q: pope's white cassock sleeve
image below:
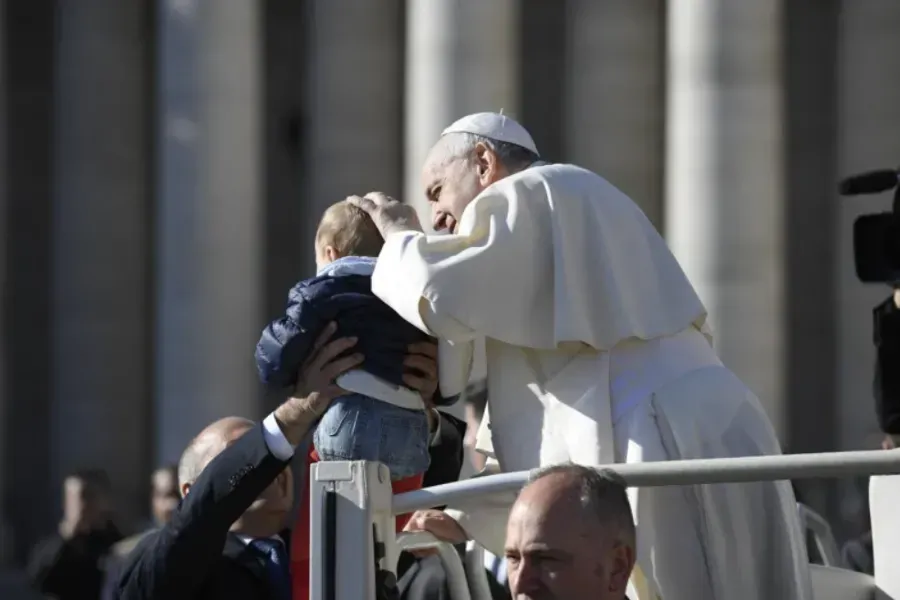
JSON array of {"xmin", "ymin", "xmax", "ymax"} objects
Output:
[{"xmin": 371, "ymin": 164, "xmax": 812, "ymax": 600}]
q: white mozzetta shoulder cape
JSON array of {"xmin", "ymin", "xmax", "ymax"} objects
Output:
[{"xmin": 371, "ymin": 163, "xmax": 708, "ymax": 355}]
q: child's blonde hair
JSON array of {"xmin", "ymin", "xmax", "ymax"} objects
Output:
[{"xmin": 315, "ymin": 199, "xmax": 384, "ymax": 258}]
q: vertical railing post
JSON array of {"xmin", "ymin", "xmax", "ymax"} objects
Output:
[{"xmin": 309, "ymin": 461, "xmax": 396, "ymax": 600}]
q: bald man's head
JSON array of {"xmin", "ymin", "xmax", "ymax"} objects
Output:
[
  {"xmin": 526, "ymin": 465, "xmax": 635, "ymax": 547},
  {"xmin": 505, "ymin": 464, "xmax": 635, "ymax": 600},
  {"xmin": 177, "ymin": 417, "xmax": 254, "ymax": 494},
  {"xmin": 176, "ymin": 416, "xmax": 294, "ymax": 538}
]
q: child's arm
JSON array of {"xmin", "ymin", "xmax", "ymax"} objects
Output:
[{"xmin": 255, "ymin": 285, "xmax": 325, "ymax": 389}]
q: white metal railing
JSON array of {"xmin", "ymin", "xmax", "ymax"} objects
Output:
[
  {"xmin": 397, "ymin": 532, "xmax": 471, "ymax": 600},
  {"xmin": 392, "ymin": 449, "xmax": 900, "ymax": 514},
  {"xmin": 310, "ymin": 450, "xmax": 900, "ymax": 600},
  {"xmin": 798, "ymin": 503, "xmax": 842, "ymax": 568}
]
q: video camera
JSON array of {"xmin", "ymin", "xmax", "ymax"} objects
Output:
[{"xmin": 840, "ymin": 168, "xmax": 900, "ymax": 283}]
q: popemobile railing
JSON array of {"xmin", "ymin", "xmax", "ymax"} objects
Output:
[{"xmin": 309, "ymin": 450, "xmax": 900, "ymax": 600}]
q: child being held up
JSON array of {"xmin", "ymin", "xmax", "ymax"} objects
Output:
[
  {"xmin": 255, "ymin": 199, "xmax": 458, "ymax": 600},
  {"xmin": 256, "ymin": 198, "xmax": 453, "ymax": 480}
]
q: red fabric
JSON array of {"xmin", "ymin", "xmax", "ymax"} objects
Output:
[{"xmin": 291, "ymin": 449, "xmax": 423, "ymax": 600}]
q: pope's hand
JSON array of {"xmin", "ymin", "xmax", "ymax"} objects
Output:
[
  {"xmin": 402, "ymin": 509, "xmax": 469, "ymax": 557},
  {"xmin": 347, "ymin": 192, "xmax": 423, "ymax": 238}
]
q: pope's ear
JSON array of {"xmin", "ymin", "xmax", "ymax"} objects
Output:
[{"xmin": 473, "ymin": 142, "xmax": 500, "ymax": 183}]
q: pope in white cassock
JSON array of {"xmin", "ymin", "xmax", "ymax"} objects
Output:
[{"xmin": 348, "ymin": 113, "xmax": 812, "ymax": 600}]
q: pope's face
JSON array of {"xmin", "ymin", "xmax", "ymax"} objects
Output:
[
  {"xmin": 420, "ymin": 156, "xmax": 483, "ymax": 233},
  {"xmin": 421, "ymin": 141, "xmax": 505, "ymax": 233}
]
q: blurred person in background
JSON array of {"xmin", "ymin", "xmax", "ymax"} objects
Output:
[
  {"xmin": 351, "ymin": 112, "xmax": 812, "ymax": 600},
  {"xmin": 101, "ymin": 466, "xmax": 179, "ymax": 600},
  {"xmin": 112, "ymin": 465, "xmax": 179, "ymax": 558},
  {"xmin": 27, "ymin": 469, "xmax": 122, "ymax": 600},
  {"xmin": 150, "ymin": 466, "xmax": 180, "ymax": 527}
]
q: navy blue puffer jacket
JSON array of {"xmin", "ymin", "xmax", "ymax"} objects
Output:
[{"xmin": 256, "ymin": 257, "xmax": 447, "ymax": 402}]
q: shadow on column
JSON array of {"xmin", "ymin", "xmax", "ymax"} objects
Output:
[
  {"xmin": 2, "ymin": 0, "xmax": 55, "ymax": 564},
  {"xmin": 518, "ymin": 0, "xmax": 565, "ymax": 162},
  {"xmin": 262, "ymin": 0, "xmax": 309, "ymax": 411},
  {"xmin": 781, "ymin": 0, "xmax": 842, "ymax": 540}
]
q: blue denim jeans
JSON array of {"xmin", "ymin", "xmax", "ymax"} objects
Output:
[{"xmin": 313, "ymin": 394, "xmax": 431, "ymax": 480}]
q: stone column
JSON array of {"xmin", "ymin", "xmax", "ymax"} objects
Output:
[
  {"xmin": 404, "ymin": 0, "xmax": 520, "ymax": 224},
  {"xmin": 156, "ymin": 0, "xmax": 263, "ymax": 464},
  {"xmin": 665, "ymin": 0, "xmax": 787, "ymax": 437},
  {"xmin": 404, "ymin": 0, "xmax": 520, "ymax": 424},
  {"xmin": 563, "ymin": 0, "xmax": 665, "ymax": 228},
  {"xmin": 50, "ymin": 0, "xmax": 152, "ymax": 523},
  {"xmin": 301, "ymin": 0, "xmax": 404, "ymax": 273}
]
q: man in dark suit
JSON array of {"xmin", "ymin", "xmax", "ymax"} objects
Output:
[{"xmin": 114, "ymin": 323, "xmax": 366, "ymax": 600}]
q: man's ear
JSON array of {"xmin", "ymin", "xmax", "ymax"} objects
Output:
[
  {"xmin": 180, "ymin": 482, "xmax": 191, "ymax": 498},
  {"xmin": 474, "ymin": 142, "xmax": 500, "ymax": 185},
  {"xmin": 608, "ymin": 542, "xmax": 636, "ymax": 592}
]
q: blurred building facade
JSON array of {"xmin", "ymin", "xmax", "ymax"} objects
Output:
[{"xmin": 0, "ymin": 0, "xmax": 899, "ymax": 565}]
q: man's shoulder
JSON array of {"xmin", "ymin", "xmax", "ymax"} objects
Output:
[
  {"xmin": 518, "ymin": 161, "xmax": 595, "ymax": 180},
  {"xmin": 498, "ymin": 162, "xmax": 609, "ymax": 199}
]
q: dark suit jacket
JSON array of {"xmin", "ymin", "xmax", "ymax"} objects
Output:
[
  {"xmin": 422, "ymin": 411, "xmax": 466, "ymax": 491},
  {"xmin": 114, "ymin": 424, "xmax": 291, "ymax": 600}
]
